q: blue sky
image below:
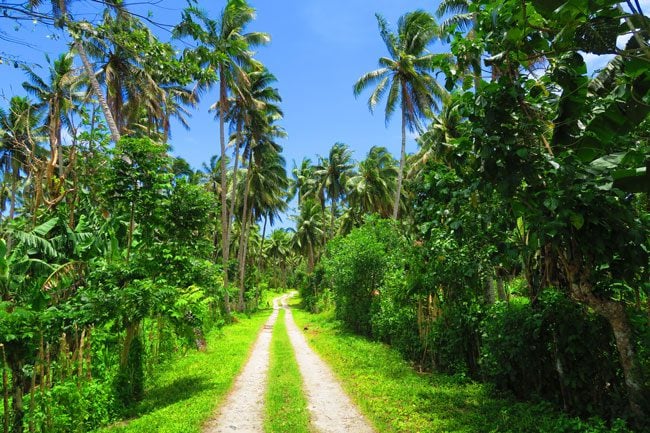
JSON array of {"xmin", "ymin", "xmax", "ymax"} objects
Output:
[
  {"xmin": 0, "ymin": 0, "xmax": 632, "ymax": 227},
  {"xmin": 0, "ymin": 0, "xmax": 436, "ymax": 227},
  {"xmin": 1, "ymin": 0, "xmax": 435, "ymax": 167}
]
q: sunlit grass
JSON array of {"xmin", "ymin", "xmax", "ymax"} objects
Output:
[
  {"xmin": 292, "ymin": 307, "xmax": 630, "ymax": 433},
  {"xmin": 264, "ymin": 308, "xmax": 312, "ymax": 433},
  {"xmin": 95, "ymin": 311, "xmax": 270, "ymax": 433}
]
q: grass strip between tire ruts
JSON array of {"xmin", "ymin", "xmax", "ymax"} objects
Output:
[{"xmin": 264, "ymin": 307, "xmax": 312, "ymax": 433}]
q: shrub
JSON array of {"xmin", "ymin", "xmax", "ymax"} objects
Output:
[{"xmin": 480, "ymin": 290, "xmax": 625, "ymax": 418}]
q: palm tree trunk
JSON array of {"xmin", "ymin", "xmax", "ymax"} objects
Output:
[
  {"xmin": 219, "ymin": 66, "xmax": 231, "ymax": 316},
  {"xmin": 330, "ymin": 200, "xmax": 336, "ymax": 238},
  {"xmin": 72, "ymin": 39, "xmax": 121, "ymax": 144},
  {"xmin": 307, "ymin": 243, "xmax": 315, "ymax": 274},
  {"xmin": 237, "ymin": 153, "xmax": 253, "ymax": 311},
  {"xmin": 228, "ymin": 121, "xmax": 242, "ymax": 259},
  {"xmin": 257, "ymin": 214, "xmax": 268, "ymax": 274},
  {"xmin": 238, "ymin": 206, "xmax": 253, "ymax": 310},
  {"xmin": 393, "ymin": 92, "xmax": 407, "ymax": 219}
]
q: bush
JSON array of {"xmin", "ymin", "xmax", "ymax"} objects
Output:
[
  {"xmin": 480, "ymin": 291, "xmax": 625, "ymax": 418},
  {"xmin": 323, "ymin": 218, "xmax": 405, "ymax": 336}
]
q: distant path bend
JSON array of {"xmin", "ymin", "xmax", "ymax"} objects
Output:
[
  {"xmin": 203, "ymin": 297, "xmax": 284, "ymax": 433},
  {"xmin": 283, "ymin": 298, "xmax": 376, "ymax": 433}
]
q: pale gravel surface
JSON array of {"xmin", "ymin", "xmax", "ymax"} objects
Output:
[
  {"xmin": 283, "ymin": 299, "xmax": 376, "ymax": 433},
  {"xmin": 203, "ymin": 297, "xmax": 283, "ymax": 433}
]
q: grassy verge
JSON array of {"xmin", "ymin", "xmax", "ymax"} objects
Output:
[
  {"xmin": 292, "ymin": 307, "xmax": 630, "ymax": 433},
  {"xmin": 95, "ymin": 310, "xmax": 271, "ymax": 433},
  {"xmin": 264, "ymin": 308, "xmax": 312, "ymax": 433}
]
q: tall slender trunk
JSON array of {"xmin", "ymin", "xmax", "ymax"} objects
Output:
[
  {"xmin": 238, "ymin": 206, "xmax": 253, "ymax": 309},
  {"xmin": 257, "ymin": 215, "xmax": 267, "ymax": 275},
  {"xmin": 484, "ymin": 277, "xmax": 496, "ymax": 305},
  {"xmin": 237, "ymin": 152, "xmax": 253, "ymax": 311},
  {"xmin": 307, "ymin": 243, "xmax": 315, "ymax": 274},
  {"xmin": 393, "ymin": 89, "xmax": 406, "ymax": 219},
  {"xmin": 228, "ymin": 121, "xmax": 242, "ymax": 259},
  {"xmin": 72, "ymin": 39, "xmax": 120, "ymax": 144},
  {"xmin": 496, "ymin": 276, "xmax": 507, "ymax": 301},
  {"xmin": 330, "ymin": 199, "xmax": 336, "ymax": 238},
  {"xmin": 219, "ymin": 66, "xmax": 231, "ymax": 316},
  {"xmin": 126, "ymin": 200, "xmax": 135, "ymax": 263}
]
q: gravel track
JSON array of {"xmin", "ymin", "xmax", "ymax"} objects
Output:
[
  {"xmin": 204, "ymin": 295, "xmax": 374, "ymax": 433},
  {"xmin": 283, "ymin": 300, "xmax": 375, "ymax": 433},
  {"xmin": 203, "ymin": 298, "xmax": 282, "ymax": 433}
]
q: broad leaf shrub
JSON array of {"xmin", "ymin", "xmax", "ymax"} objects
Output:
[
  {"xmin": 480, "ymin": 290, "xmax": 623, "ymax": 418},
  {"xmin": 322, "ymin": 218, "xmax": 422, "ymax": 360}
]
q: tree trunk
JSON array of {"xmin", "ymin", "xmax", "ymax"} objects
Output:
[
  {"xmin": 307, "ymin": 243, "xmax": 315, "ymax": 274},
  {"xmin": 484, "ymin": 277, "xmax": 496, "ymax": 305},
  {"xmin": 228, "ymin": 121, "xmax": 243, "ymax": 259},
  {"xmin": 126, "ymin": 200, "xmax": 135, "ymax": 263},
  {"xmin": 72, "ymin": 39, "xmax": 120, "ymax": 144},
  {"xmin": 219, "ymin": 65, "xmax": 231, "ymax": 316},
  {"xmin": 567, "ymin": 273, "xmax": 646, "ymax": 419},
  {"xmin": 237, "ymin": 153, "xmax": 253, "ymax": 311},
  {"xmin": 393, "ymin": 89, "xmax": 407, "ymax": 219},
  {"xmin": 257, "ymin": 214, "xmax": 268, "ymax": 275},
  {"xmin": 238, "ymin": 207, "xmax": 253, "ymax": 310},
  {"xmin": 496, "ymin": 276, "xmax": 507, "ymax": 301}
]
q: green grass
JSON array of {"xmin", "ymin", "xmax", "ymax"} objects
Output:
[
  {"xmin": 292, "ymin": 307, "xmax": 629, "ymax": 433},
  {"xmin": 95, "ymin": 310, "xmax": 271, "ymax": 433},
  {"xmin": 264, "ymin": 308, "xmax": 312, "ymax": 433}
]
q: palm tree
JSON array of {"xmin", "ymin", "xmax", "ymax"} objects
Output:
[
  {"xmin": 408, "ymin": 96, "xmax": 461, "ymax": 178},
  {"xmin": 265, "ymin": 229, "xmax": 292, "ymax": 287},
  {"xmin": 217, "ymin": 65, "xmax": 282, "ymax": 266},
  {"xmin": 241, "ymin": 148, "xmax": 288, "ymax": 297},
  {"xmin": 27, "ymin": 0, "xmax": 123, "ymax": 143},
  {"xmin": 0, "ymin": 97, "xmax": 44, "ymax": 220},
  {"xmin": 21, "ymin": 52, "xmax": 85, "ymax": 180},
  {"xmin": 235, "ymin": 116, "xmax": 286, "ymax": 310},
  {"xmin": 83, "ymin": 9, "xmax": 168, "ymax": 136},
  {"xmin": 293, "ymin": 199, "xmax": 324, "ymax": 274},
  {"xmin": 436, "ymin": 0, "xmax": 483, "ymax": 87},
  {"xmin": 174, "ymin": 2, "xmax": 269, "ymax": 313},
  {"xmin": 314, "ymin": 142, "xmax": 354, "ymax": 236},
  {"xmin": 353, "ymin": 10, "xmax": 445, "ymax": 219},
  {"xmin": 347, "ymin": 146, "xmax": 397, "ymax": 217},
  {"xmin": 288, "ymin": 157, "xmax": 314, "ymax": 206}
]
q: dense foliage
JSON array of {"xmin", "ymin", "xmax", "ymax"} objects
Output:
[{"xmin": 1, "ymin": 0, "xmax": 648, "ymax": 431}]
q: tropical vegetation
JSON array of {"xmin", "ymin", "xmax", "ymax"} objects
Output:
[{"xmin": 0, "ymin": 0, "xmax": 648, "ymax": 432}]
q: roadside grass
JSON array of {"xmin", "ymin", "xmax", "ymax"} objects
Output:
[
  {"xmin": 292, "ymin": 307, "xmax": 630, "ymax": 433},
  {"xmin": 95, "ymin": 311, "xmax": 270, "ymax": 433},
  {"xmin": 264, "ymin": 308, "xmax": 312, "ymax": 433}
]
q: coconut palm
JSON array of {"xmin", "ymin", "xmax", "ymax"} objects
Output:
[
  {"xmin": 22, "ymin": 52, "xmax": 85, "ymax": 179},
  {"xmin": 216, "ymin": 65, "xmax": 282, "ymax": 266},
  {"xmin": 353, "ymin": 10, "xmax": 445, "ymax": 219},
  {"xmin": 347, "ymin": 146, "xmax": 397, "ymax": 218},
  {"xmin": 235, "ymin": 117, "xmax": 286, "ymax": 309},
  {"xmin": 0, "ymin": 97, "xmax": 44, "ymax": 220},
  {"xmin": 293, "ymin": 199, "xmax": 324, "ymax": 274},
  {"xmin": 83, "ymin": 9, "xmax": 168, "ymax": 136},
  {"xmin": 408, "ymin": 96, "xmax": 462, "ymax": 178},
  {"xmin": 313, "ymin": 142, "xmax": 354, "ymax": 236},
  {"xmin": 265, "ymin": 229, "xmax": 292, "ymax": 287},
  {"xmin": 288, "ymin": 157, "xmax": 314, "ymax": 206},
  {"xmin": 174, "ymin": 2, "xmax": 269, "ymax": 313},
  {"xmin": 27, "ymin": 0, "xmax": 124, "ymax": 142}
]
